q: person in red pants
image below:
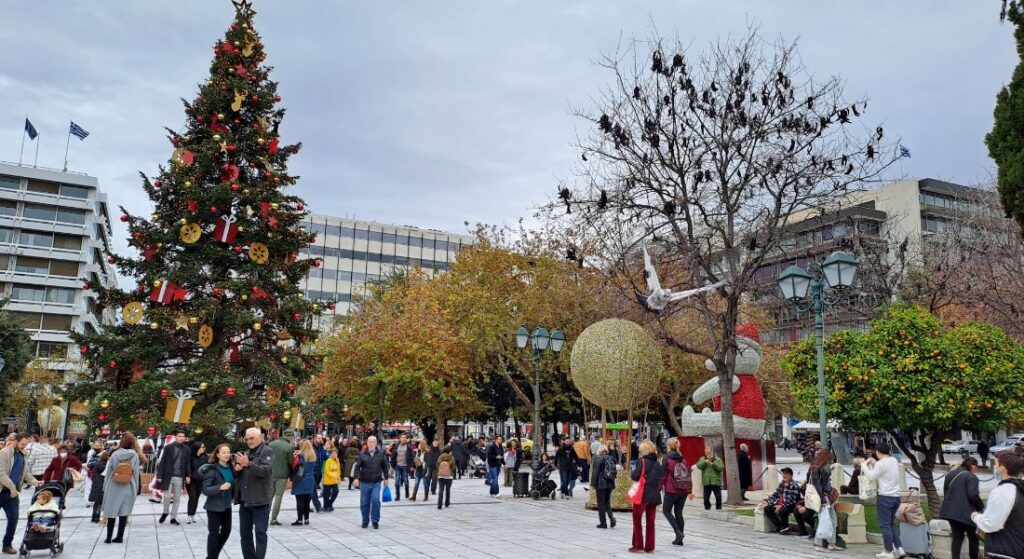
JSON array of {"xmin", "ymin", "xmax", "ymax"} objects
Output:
[{"xmin": 629, "ymin": 441, "xmax": 666, "ymax": 553}]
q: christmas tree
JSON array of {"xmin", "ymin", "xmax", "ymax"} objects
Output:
[{"xmin": 71, "ymin": 0, "xmax": 332, "ymax": 438}]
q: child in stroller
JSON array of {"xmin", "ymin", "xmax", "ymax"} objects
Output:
[
  {"xmin": 530, "ymin": 458, "xmax": 557, "ymax": 500},
  {"xmin": 19, "ymin": 488, "xmax": 64, "ymax": 557},
  {"xmin": 469, "ymin": 454, "xmax": 487, "ymax": 478}
]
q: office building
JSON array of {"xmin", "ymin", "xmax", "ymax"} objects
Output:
[
  {"xmin": 0, "ymin": 162, "xmax": 117, "ymax": 437},
  {"xmin": 299, "ymin": 214, "xmax": 474, "ymax": 325}
]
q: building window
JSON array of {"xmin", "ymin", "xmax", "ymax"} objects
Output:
[
  {"xmin": 59, "ymin": 185, "xmax": 89, "ymax": 199},
  {"xmin": 14, "ymin": 256, "xmax": 49, "ymax": 274},
  {"xmin": 52, "ymin": 234, "xmax": 82, "ymax": 251},
  {"xmin": 0, "ymin": 200, "xmax": 16, "ymax": 216},
  {"xmin": 40, "ymin": 314, "xmax": 72, "ymax": 331},
  {"xmin": 0, "ymin": 176, "xmax": 20, "ymax": 191},
  {"xmin": 56, "ymin": 208, "xmax": 86, "ymax": 225},
  {"xmin": 0, "ymin": 255, "xmax": 8, "ymax": 270},
  {"xmin": 46, "ymin": 287, "xmax": 76, "ymax": 304},
  {"xmin": 18, "ymin": 231, "xmax": 52, "ymax": 248},
  {"xmin": 10, "ymin": 284, "xmax": 46, "ymax": 302},
  {"xmin": 12, "ymin": 312, "xmax": 41, "ymax": 329},
  {"xmin": 49, "ymin": 260, "xmax": 79, "ymax": 277},
  {"xmin": 0, "ymin": 228, "xmax": 12, "ymax": 244},
  {"xmin": 26, "ymin": 180, "xmax": 59, "ymax": 195},
  {"xmin": 22, "ymin": 204, "xmax": 57, "ymax": 221},
  {"xmin": 36, "ymin": 342, "xmax": 69, "ymax": 359}
]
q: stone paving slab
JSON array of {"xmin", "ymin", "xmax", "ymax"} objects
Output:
[{"xmin": 1, "ymin": 476, "xmax": 885, "ymax": 558}]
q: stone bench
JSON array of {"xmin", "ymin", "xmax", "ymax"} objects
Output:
[{"xmin": 754, "ymin": 502, "xmax": 866, "ymax": 544}]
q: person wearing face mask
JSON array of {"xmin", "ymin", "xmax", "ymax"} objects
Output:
[
  {"xmin": 970, "ymin": 451, "xmax": 1024, "ymax": 559},
  {"xmin": 41, "ymin": 442, "xmax": 83, "ymax": 508}
]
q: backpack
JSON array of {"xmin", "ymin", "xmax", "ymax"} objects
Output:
[
  {"xmin": 112, "ymin": 458, "xmax": 134, "ymax": 484},
  {"xmin": 437, "ymin": 459, "xmax": 452, "ymax": 478},
  {"xmin": 670, "ymin": 457, "xmax": 692, "ymax": 493},
  {"xmin": 602, "ymin": 456, "xmax": 618, "ymax": 481}
]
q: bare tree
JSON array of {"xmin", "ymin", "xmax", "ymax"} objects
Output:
[{"xmin": 550, "ymin": 28, "xmax": 900, "ymax": 504}]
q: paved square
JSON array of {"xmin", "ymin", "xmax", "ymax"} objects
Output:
[{"xmin": 1, "ymin": 475, "xmax": 885, "ymax": 558}]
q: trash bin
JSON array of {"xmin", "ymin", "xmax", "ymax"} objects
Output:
[{"xmin": 513, "ymin": 472, "xmax": 530, "ymax": 497}]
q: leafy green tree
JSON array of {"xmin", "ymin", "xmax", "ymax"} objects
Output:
[
  {"xmin": 988, "ymin": 1, "xmax": 1024, "ymax": 232},
  {"xmin": 69, "ymin": 3, "xmax": 326, "ymax": 438},
  {"xmin": 782, "ymin": 304, "xmax": 1024, "ymax": 511},
  {"xmin": 0, "ymin": 299, "xmax": 33, "ymax": 419}
]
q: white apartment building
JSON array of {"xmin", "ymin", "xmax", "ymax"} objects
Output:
[
  {"xmin": 299, "ymin": 214, "xmax": 474, "ymax": 322},
  {"xmin": 0, "ymin": 162, "xmax": 117, "ymax": 375}
]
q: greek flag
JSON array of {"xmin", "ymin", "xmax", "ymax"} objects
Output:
[
  {"xmin": 69, "ymin": 121, "xmax": 89, "ymax": 140},
  {"xmin": 899, "ymin": 145, "xmax": 911, "ymax": 159},
  {"xmin": 24, "ymin": 119, "xmax": 38, "ymax": 140}
]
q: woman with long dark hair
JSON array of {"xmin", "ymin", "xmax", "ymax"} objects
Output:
[
  {"xmin": 186, "ymin": 441, "xmax": 207, "ymax": 524},
  {"xmin": 200, "ymin": 444, "xmax": 235, "ymax": 559},
  {"xmin": 808, "ymin": 450, "xmax": 839, "ymax": 552}
]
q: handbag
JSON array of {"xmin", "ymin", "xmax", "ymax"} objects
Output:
[
  {"xmin": 805, "ymin": 482, "xmax": 822, "ymax": 512},
  {"xmin": 626, "ymin": 460, "xmax": 646, "ymax": 505},
  {"xmin": 381, "ymin": 484, "xmax": 393, "ymax": 503},
  {"xmin": 858, "ymin": 474, "xmax": 877, "ymax": 500},
  {"xmin": 897, "ymin": 488, "xmax": 926, "ymax": 526}
]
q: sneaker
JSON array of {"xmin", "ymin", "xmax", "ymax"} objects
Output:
[
  {"xmin": 270, "ymin": 520, "xmax": 281, "ymax": 526},
  {"xmin": 814, "ymin": 546, "xmax": 831, "ymax": 552},
  {"xmin": 186, "ymin": 516, "xmax": 194, "ymax": 525},
  {"xmin": 875, "ymin": 553, "xmax": 895, "ymax": 559},
  {"xmin": 779, "ymin": 528, "xmax": 792, "ymax": 535},
  {"xmin": 895, "ymin": 549, "xmax": 906, "ymax": 558},
  {"xmin": 170, "ymin": 518, "xmax": 179, "ymax": 525},
  {"xmin": 159, "ymin": 514, "xmax": 168, "ymax": 524}
]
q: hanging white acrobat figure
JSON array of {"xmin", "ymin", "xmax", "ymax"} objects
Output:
[
  {"xmin": 641, "ymin": 246, "xmax": 726, "ymax": 311},
  {"xmin": 641, "ymin": 246, "xmax": 765, "ymax": 439}
]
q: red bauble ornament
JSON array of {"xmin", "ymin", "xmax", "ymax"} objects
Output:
[
  {"xmin": 97, "ymin": 412, "xmax": 108, "ymax": 422},
  {"xmin": 309, "ymin": 235, "xmax": 317, "ymax": 243},
  {"xmin": 153, "ymin": 180, "xmax": 162, "ymax": 189},
  {"xmin": 210, "ymin": 206, "xmax": 218, "ymax": 214},
  {"xmin": 231, "ymin": 23, "xmax": 238, "ymax": 30},
  {"xmin": 231, "ymin": 183, "xmax": 240, "ymax": 192},
  {"xmin": 160, "ymin": 388, "xmax": 170, "ymax": 398},
  {"xmin": 286, "ymin": 383, "xmax": 296, "ymax": 393},
  {"xmin": 220, "ymin": 85, "xmax": 228, "ymax": 92},
  {"xmin": 187, "ymin": 199, "xmax": 198, "ymax": 212},
  {"xmin": 323, "ymin": 408, "xmax": 330, "ymax": 415},
  {"xmin": 227, "ymin": 144, "xmax": 237, "ymax": 152},
  {"xmin": 233, "ymin": 119, "xmax": 241, "ymax": 125},
  {"xmin": 120, "ymin": 214, "xmax": 128, "ymax": 222},
  {"xmin": 109, "ymin": 360, "xmax": 117, "ymax": 368},
  {"xmin": 79, "ymin": 345, "xmax": 89, "ymax": 355},
  {"xmin": 212, "ymin": 288, "xmax": 224, "ymax": 297},
  {"xmin": 133, "ymin": 232, "xmax": 143, "ymax": 240},
  {"xmin": 83, "ymin": 283, "xmax": 90, "ymax": 290},
  {"xmin": 137, "ymin": 284, "xmax": 146, "ymax": 292},
  {"xmin": 328, "ymin": 303, "xmax": 336, "ymax": 310},
  {"xmin": 269, "ymin": 412, "xmax": 277, "ymax": 421},
  {"xmin": 313, "ymin": 259, "xmax": 321, "ymax": 268},
  {"xmin": 233, "ymin": 246, "xmax": 243, "ymax": 253},
  {"xmin": 107, "ymin": 257, "xmax": 116, "ymax": 264},
  {"xmin": 226, "ymin": 387, "xmax": 236, "ymax": 396},
  {"xmin": 273, "ymin": 177, "xmax": 280, "ymax": 184},
  {"xmin": 275, "ymin": 95, "xmax": 282, "ymax": 102},
  {"xmin": 293, "ymin": 313, "xmax": 302, "ymax": 321},
  {"xmin": 297, "ymin": 203, "xmax": 305, "ymax": 211},
  {"xmin": 251, "ymin": 94, "xmax": 259, "ymax": 101},
  {"xmin": 147, "ymin": 426, "xmax": 157, "ymax": 436}
]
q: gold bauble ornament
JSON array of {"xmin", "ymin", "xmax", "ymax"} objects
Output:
[
  {"xmin": 242, "ymin": 188, "xmax": 251, "ymax": 195},
  {"xmin": 253, "ymin": 322, "xmax": 262, "ymax": 331},
  {"xmin": 179, "ymin": 222, "xmax": 202, "ymax": 244},
  {"xmin": 257, "ymin": 138, "xmax": 265, "ymax": 145},
  {"xmin": 150, "ymin": 322, "xmax": 159, "ymax": 330},
  {"xmin": 151, "ymin": 214, "xmax": 160, "ymax": 221},
  {"xmin": 270, "ymin": 202, "xmax": 279, "ymax": 210},
  {"xmin": 157, "ymin": 243, "xmax": 164, "ymax": 248},
  {"xmin": 194, "ymin": 427, "xmax": 204, "ymax": 435},
  {"xmin": 217, "ymin": 113, "xmax": 225, "ymax": 120},
  {"xmin": 241, "ymin": 294, "xmax": 249, "ymax": 301},
  {"xmin": 183, "ymin": 135, "xmax": 191, "ymax": 142},
  {"xmin": 312, "ymin": 303, "xmax": 319, "ymax": 311},
  {"xmin": 281, "ymin": 356, "xmax": 288, "ymax": 364},
  {"xmin": 233, "ymin": 40, "xmax": 241, "ymax": 46},
  {"xmin": 283, "ymin": 410, "xmax": 292, "ymax": 420},
  {"xmin": 153, "ymin": 280, "xmax": 163, "ymax": 287},
  {"xmin": 199, "ymin": 382, "xmax": 209, "ymax": 392},
  {"xmin": 180, "ymin": 218, "xmax": 188, "ymax": 225},
  {"xmin": 184, "ymin": 181, "xmax": 192, "ymax": 188},
  {"xmin": 248, "ymin": 242, "xmax": 270, "ymax": 264},
  {"xmin": 212, "ymin": 134, "xmax": 222, "ymax": 142},
  {"xmin": 188, "ymin": 316, "xmax": 199, "ymax": 324},
  {"xmin": 100, "ymin": 399, "xmax": 109, "ymax": 408}
]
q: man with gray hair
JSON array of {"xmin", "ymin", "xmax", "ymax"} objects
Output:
[
  {"xmin": 234, "ymin": 428, "xmax": 274, "ymax": 559},
  {"xmin": 354, "ymin": 435, "xmax": 390, "ymax": 529}
]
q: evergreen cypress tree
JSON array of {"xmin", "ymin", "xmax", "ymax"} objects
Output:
[
  {"xmin": 72, "ymin": 1, "xmax": 332, "ymax": 437},
  {"xmin": 988, "ymin": 1, "xmax": 1024, "ymax": 232}
]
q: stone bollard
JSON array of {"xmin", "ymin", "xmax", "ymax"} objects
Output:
[
  {"xmin": 834, "ymin": 502, "xmax": 867, "ymax": 544},
  {"xmin": 691, "ymin": 464, "xmax": 703, "ymax": 499},
  {"xmin": 753, "ymin": 507, "xmax": 775, "ymax": 533},
  {"xmin": 763, "ymin": 466, "xmax": 779, "ymax": 495},
  {"xmin": 929, "ymin": 519, "xmax": 953, "ymax": 559}
]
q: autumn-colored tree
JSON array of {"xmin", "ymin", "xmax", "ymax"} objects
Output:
[
  {"xmin": 320, "ymin": 269, "xmax": 479, "ymax": 441},
  {"xmin": 782, "ymin": 304, "xmax": 1024, "ymax": 511}
]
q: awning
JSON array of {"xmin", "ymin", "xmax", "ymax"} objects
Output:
[{"xmin": 791, "ymin": 420, "xmax": 840, "ymax": 431}]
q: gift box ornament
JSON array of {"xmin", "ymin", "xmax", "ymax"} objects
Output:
[{"xmin": 214, "ymin": 214, "xmax": 239, "ymax": 244}]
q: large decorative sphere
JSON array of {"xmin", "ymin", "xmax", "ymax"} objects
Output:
[{"xmin": 570, "ymin": 319, "xmax": 662, "ymax": 410}]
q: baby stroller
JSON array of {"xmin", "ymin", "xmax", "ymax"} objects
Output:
[
  {"xmin": 469, "ymin": 455, "xmax": 487, "ymax": 478},
  {"xmin": 19, "ymin": 489, "xmax": 64, "ymax": 557},
  {"xmin": 530, "ymin": 461, "xmax": 557, "ymax": 500}
]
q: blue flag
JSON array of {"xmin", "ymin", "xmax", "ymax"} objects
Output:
[
  {"xmin": 24, "ymin": 118, "xmax": 37, "ymax": 140},
  {"xmin": 899, "ymin": 145, "xmax": 911, "ymax": 159},
  {"xmin": 69, "ymin": 121, "xmax": 89, "ymax": 140}
]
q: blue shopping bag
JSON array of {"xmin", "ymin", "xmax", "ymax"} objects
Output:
[{"xmin": 382, "ymin": 484, "xmax": 393, "ymax": 503}]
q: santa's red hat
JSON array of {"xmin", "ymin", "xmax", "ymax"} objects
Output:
[{"xmin": 736, "ymin": 322, "xmax": 761, "ymax": 344}]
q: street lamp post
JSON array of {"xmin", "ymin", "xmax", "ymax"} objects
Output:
[
  {"xmin": 777, "ymin": 251, "xmax": 859, "ymax": 449},
  {"xmin": 516, "ymin": 326, "xmax": 565, "ymax": 458}
]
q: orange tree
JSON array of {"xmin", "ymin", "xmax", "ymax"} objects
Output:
[
  {"xmin": 782, "ymin": 304, "xmax": 1024, "ymax": 511},
  {"xmin": 319, "ymin": 270, "xmax": 479, "ymax": 442}
]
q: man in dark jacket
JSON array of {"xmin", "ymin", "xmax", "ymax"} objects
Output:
[
  {"xmin": 555, "ymin": 439, "xmax": 578, "ymax": 498},
  {"xmin": 591, "ymin": 444, "xmax": 616, "ymax": 529},
  {"xmin": 312, "ymin": 434, "xmax": 329, "ymax": 512},
  {"xmin": 485, "ymin": 436, "xmax": 503, "ymax": 496},
  {"xmin": 737, "ymin": 443, "xmax": 753, "ymax": 501},
  {"xmin": 234, "ymin": 427, "xmax": 274, "ymax": 559},
  {"xmin": 978, "ymin": 440, "xmax": 991, "ymax": 468},
  {"xmin": 451, "ymin": 436, "xmax": 467, "ymax": 479},
  {"xmin": 354, "ymin": 435, "xmax": 390, "ymax": 529},
  {"xmin": 156, "ymin": 431, "xmax": 192, "ymax": 525}
]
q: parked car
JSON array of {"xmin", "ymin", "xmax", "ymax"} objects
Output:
[
  {"xmin": 991, "ymin": 436, "xmax": 1023, "ymax": 453},
  {"xmin": 942, "ymin": 440, "xmax": 980, "ymax": 455}
]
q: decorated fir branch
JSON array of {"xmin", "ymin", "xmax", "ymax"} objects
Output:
[{"xmin": 70, "ymin": 1, "xmax": 335, "ymax": 437}]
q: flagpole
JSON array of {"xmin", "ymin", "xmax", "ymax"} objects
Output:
[
  {"xmin": 18, "ymin": 115, "xmax": 27, "ymax": 166},
  {"xmin": 34, "ymin": 134, "xmax": 40, "ymax": 167},
  {"xmin": 62, "ymin": 127, "xmax": 71, "ymax": 172}
]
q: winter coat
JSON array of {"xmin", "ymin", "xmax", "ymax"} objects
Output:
[
  {"xmin": 590, "ymin": 454, "xmax": 616, "ymax": 490},
  {"xmin": 189, "ymin": 448, "xmax": 208, "ymax": 483},
  {"xmin": 234, "ymin": 443, "xmax": 274, "ymax": 507},
  {"xmin": 323, "ymin": 457, "xmax": 341, "ymax": 486},
  {"xmin": 102, "ymin": 448, "xmax": 140, "ymax": 518},
  {"xmin": 87, "ymin": 456, "xmax": 107, "ymax": 502},
  {"xmin": 353, "ymin": 448, "xmax": 390, "ymax": 483},
  {"xmin": 426, "ymin": 447, "xmax": 441, "ymax": 475},
  {"xmin": 41, "ymin": 453, "xmax": 83, "ymax": 488},
  {"xmin": 155, "ymin": 442, "xmax": 192, "ymax": 490},
  {"xmin": 452, "ymin": 440, "xmax": 467, "ymax": 461},
  {"xmin": 661, "ymin": 451, "xmax": 688, "ymax": 495},
  {"xmin": 199, "ymin": 463, "xmax": 235, "ymax": 513},
  {"xmin": 343, "ymin": 446, "xmax": 360, "ymax": 479},
  {"xmin": 630, "ymin": 453, "xmax": 665, "ymax": 505},
  {"xmin": 737, "ymin": 450, "xmax": 753, "ymax": 490},
  {"xmin": 939, "ymin": 466, "xmax": 984, "ymax": 526},
  {"xmin": 290, "ymin": 454, "xmax": 316, "ymax": 496},
  {"xmin": 554, "ymin": 445, "xmax": 578, "ymax": 473},
  {"xmin": 436, "ymin": 452, "xmax": 457, "ymax": 479},
  {"xmin": 696, "ymin": 456, "xmax": 723, "ymax": 486}
]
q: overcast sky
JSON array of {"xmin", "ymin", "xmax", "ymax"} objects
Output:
[{"xmin": 0, "ymin": 1, "xmax": 1015, "ymax": 258}]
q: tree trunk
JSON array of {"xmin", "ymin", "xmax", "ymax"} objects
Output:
[
  {"xmin": 435, "ymin": 410, "xmax": 447, "ymax": 445},
  {"xmin": 888, "ymin": 429, "xmax": 944, "ymax": 513},
  {"xmin": 659, "ymin": 394, "xmax": 684, "ymax": 436},
  {"xmin": 719, "ymin": 301, "xmax": 743, "ymax": 505}
]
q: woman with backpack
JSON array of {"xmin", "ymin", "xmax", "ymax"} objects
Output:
[
  {"xmin": 436, "ymin": 445, "xmax": 457, "ymax": 509},
  {"xmin": 102, "ymin": 432, "xmax": 142, "ymax": 544},
  {"xmin": 291, "ymin": 439, "xmax": 317, "ymax": 525},
  {"xmin": 661, "ymin": 438, "xmax": 691, "ymax": 546},
  {"xmin": 629, "ymin": 440, "xmax": 665, "ymax": 553},
  {"xmin": 591, "ymin": 444, "xmax": 616, "ymax": 529}
]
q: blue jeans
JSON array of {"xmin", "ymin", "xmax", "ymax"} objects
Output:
[
  {"xmin": 359, "ymin": 482, "xmax": 381, "ymax": 525},
  {"xmin": 876, "ymin": 495, "xmax": 903, "ymax": 552},
  {"xmin": 559, "ymin": 469, "xmax": 573, "ymax": 495},
  {"xmin": 0, "ymin": 492, "xmax": 18, "ymax": 547},
  {"xmin": 393, "ymin": 467, "xmax": 409, "ymax": 499},
  {"xmin": 487, "ymin": 465, "xmax": 501, "ymax": 495},
  {"xmin": 413, "ymin": 472, "xmax": 428, "ymax": 496}
]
